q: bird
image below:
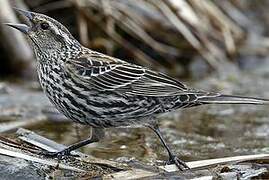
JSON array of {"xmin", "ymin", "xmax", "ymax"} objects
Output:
[{"xmin": 5, "ymin": 8, "xmax": 269, "ymax": 170}]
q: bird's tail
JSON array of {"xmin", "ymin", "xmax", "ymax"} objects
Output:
[{"xmin": 198, "ymin": 94, "xmax": 269, "ymax": 105}]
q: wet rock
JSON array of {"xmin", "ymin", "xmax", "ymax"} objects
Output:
[
  {"xmin": 0, "ymin": 155, "xmax": 46, "ymax": 180},
  {"xmin": 218, "ymin": 163, "xmax": 268, "ymax": 179}
]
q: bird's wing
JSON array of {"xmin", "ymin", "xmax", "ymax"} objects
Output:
[{"xmin": 65, "ymin": 52, "xmax": 191, "ymax": 96}]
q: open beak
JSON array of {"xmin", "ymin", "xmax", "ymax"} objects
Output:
[{"xmin": 4, "ymin": 8, "xmax": 35, "ymax": 34}]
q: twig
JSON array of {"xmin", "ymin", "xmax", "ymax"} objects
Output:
[{"xmin": 159, "ymin": 154, "xmax": 269, "ymax": 172}]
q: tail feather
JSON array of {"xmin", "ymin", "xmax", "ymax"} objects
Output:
[{"xmin": 198, "ymin": 94, "xmax": 269, "ymax": 105}]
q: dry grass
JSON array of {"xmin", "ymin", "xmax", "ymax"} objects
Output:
[{"xmin": 2, "ymin": 0, "xmax": 268, "ymax": 77}]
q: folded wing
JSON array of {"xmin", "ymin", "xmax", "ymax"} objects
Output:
[{"xmin": 65, "ymin": 53, "xmax": 190, "ymax": 97}]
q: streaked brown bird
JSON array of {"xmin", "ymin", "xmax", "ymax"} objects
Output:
[{"xmin": 5, "ymin": 8, "xmax": 269, "ymax": 170}]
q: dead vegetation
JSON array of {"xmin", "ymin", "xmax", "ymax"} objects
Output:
[{"xmin": 1, "ymin": 0, "xmax": 269, "ymax": 77}]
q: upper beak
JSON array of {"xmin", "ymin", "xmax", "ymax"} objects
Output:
[{"xmin": 4, "ymin": 8, "xmax": 35, "ymax": 34}]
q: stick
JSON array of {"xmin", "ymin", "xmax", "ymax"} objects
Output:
[{"xmin": 159, "ymin": 154, "xmax": 269, "ymax": 172}]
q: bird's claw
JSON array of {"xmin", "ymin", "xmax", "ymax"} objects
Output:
[{"xmin": 166, "ymin": 155, "xmax": 190, "ymax": 171}]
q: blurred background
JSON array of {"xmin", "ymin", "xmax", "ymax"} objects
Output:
[
  {"xmin": 2, "ymin": 0, "xmax": 269, "ymax": 79},
  {"xmin": 0, "ymin": 0, "xmax": 268, "ymax": 168}
]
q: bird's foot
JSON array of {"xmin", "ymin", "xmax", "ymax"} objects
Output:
[
  {"xmin": 39, "ymin": 149, "xmax": 78, "ymax": 159},
  {"xmin": 166, "ymin": 155, "xmax": 190, "ymax": 171}
]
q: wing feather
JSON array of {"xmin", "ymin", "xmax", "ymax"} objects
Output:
[{"xmin": 65, "ymin": 53, "xmax": 189, "ymax": 96}]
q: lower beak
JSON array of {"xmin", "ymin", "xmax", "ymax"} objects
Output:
[{"xmin": 4, "ymin": 23, "xmax": 30, "ymax": 34}]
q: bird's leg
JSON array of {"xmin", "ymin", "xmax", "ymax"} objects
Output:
[
  {"xmin": 147, "ymin": 123, "xmax": 190, "ymax": 171},
  {"xmin": 40, "ymin": 128, "xmax": 104, "ymax": 158}
]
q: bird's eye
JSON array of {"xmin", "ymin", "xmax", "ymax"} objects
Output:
[{"xmin": 40, "ymin": 22, "xmax": 50, "ymax": 30}]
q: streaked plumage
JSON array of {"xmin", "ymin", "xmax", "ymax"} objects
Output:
[{"xmin": 6, "ymin": 9, "xmax": 269, "ymax": 170}]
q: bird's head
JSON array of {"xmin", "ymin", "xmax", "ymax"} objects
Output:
[{"xmin": 5, "ymin": 8, "xmax": 81, "ymax": 60}]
